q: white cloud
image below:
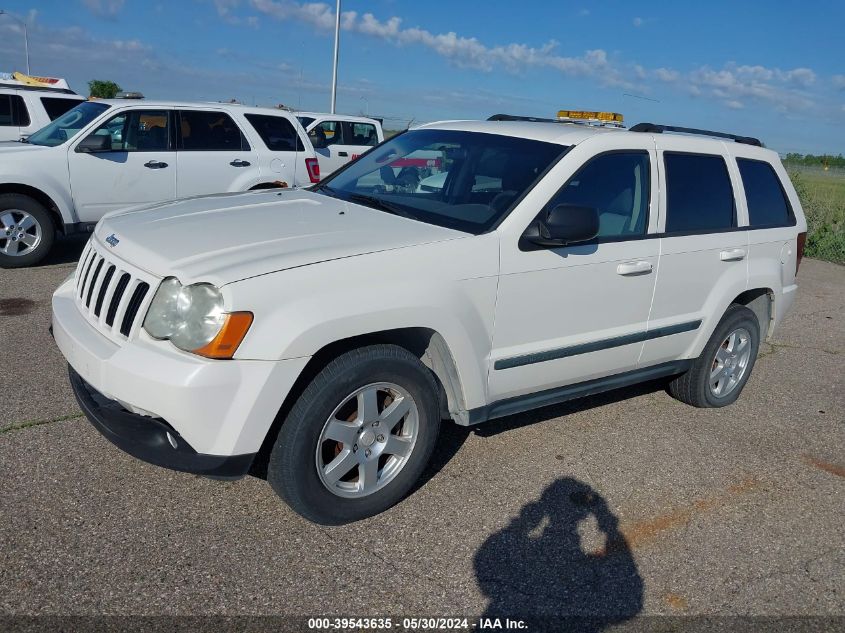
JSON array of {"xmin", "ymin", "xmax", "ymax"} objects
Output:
[
  {"xmin": 81, "ymin": 0, "xmax": 125, "ymax": 18},
  {"xmin": 632, "ymin": 17, "xmax": 644, "ymax": 27},
  {"xmin": 654, "ymin": 67, "xmax": 679, "ymax": 82},
  {"xmin": 725, "ymin": 100, "xmax": 744, "ymax": 110},
  {"xmin": 831, "ymin": 74, "xmax": 845, "ymax": 90}
]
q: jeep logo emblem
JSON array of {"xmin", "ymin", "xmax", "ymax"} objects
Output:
[{"xmin": 105, "ymin": 234, "xmax": 120, "ymax": 248}]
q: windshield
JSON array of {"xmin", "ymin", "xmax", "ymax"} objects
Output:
[
  {"xmin": 316, "ymin": 129, "xmax": 566, "ymax": 234},
  {"xmin": 27, "ymin": 101, "xmax": 111, "ymax": 147}
]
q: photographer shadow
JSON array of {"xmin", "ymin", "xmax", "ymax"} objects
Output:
[{"xmin": 474, "ymin": 477, "xmax": 643, "ymax": 632}]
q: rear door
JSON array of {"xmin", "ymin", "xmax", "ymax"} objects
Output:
[
  {"xmin": 68, "ymin": 108, "xmax": 177, "ymax": 221},
  {"xmin": 175, "ymin": 109, "xmax": 259, "ymax": 197},
  {"xmin": 639, "ymin": 138, "xmax": 748, "ymax": 367}
]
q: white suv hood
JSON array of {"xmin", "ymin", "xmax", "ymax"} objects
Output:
[{"xmin": 94, "ymin": 189, "xmax": 465, "ymax": 285}]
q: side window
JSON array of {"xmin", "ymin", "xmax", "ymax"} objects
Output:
[
  {"xmin": 664, "ymin": 153, "xmax": 735, "ymax": 233},
  {"xmin": 737, "ymin": 158, "xmax": 794, "ymax": 228},
  {"xmin": 0, "ymin": 95, "xmax": 29, "ymax": 126},
  {"xmin": 310, "ymin": 120, "xmax": 342, "ymax": 147},
  {"xmin": 87, "ymin": 110, "xmax": 170, "ymax": 151},
  {"xmin": 0, "ymin": 95, "xmax": 12, "ymax": 126},
  {"xmin": 544, "ymin": 152, "xmax": 651, "ymax": 239},
  {"xmin": 41, "ymin": 97, "xmax": 83, "ymax": 120},
  {"xmin": 179, "ymin": 110, "xmax": 250, "ymax": 151},
  {"xmin": 342, "ymin": 121, "xmax": 378, "ymax": 146},
  {"xmin": 243, "ymin": 114, "xmax": 303, "ymax": 151}
]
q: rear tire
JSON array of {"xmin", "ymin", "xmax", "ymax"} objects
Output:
[
  {"xmin": 0, "ymin": 194, "xmax": 55, "ymax": 268},
  {"xmin": 267, "ymin": 344, "xmax": 441, "ymax": 524},
  {"xmin": 668, "ymin": 304, "xmax": 760, "ymax": 408}
]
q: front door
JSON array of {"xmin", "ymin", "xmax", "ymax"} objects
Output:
[
  {"xmin": 489, "ymin": 137, "xmax": 660, "ymax": 402},
  {"xmin": 308, "ymin": 119, "xmax": 349, "ymax": 176},
  {"xmin": 68, "ymin": 108, "xmax": 176, "ymax": 222}
]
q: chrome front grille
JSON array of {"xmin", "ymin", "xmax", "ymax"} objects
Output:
[{"xmin": 74, "ymin": 240, "xmax": 158, "ymax": 344}]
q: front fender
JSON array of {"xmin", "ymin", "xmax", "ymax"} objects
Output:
[{"xmin": 229, "ymin": 235, "xmax": 500, "ymax": 410}]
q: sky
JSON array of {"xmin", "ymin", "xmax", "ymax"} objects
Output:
[{"xmin": 0, "ymin": 0, "xmax": 843, "ymax": 154}]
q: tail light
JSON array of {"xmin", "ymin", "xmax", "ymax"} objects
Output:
[
  {"xmin": 305, "ymin": 158, "xmax": 320, "ymax": 183},
  {"xmin": 796, "ymin": 232, "xmax": 806, "ymax": 275}
]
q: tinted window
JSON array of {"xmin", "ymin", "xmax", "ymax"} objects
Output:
[
  {"xmin": 342, "ymin": 121, "xmax": 379, "ymax": 146},
  {"xmin": 0, "ymin": 95, "xmax": 29, "ymax": 126},
  {"xmin": 179, "ymin": 110, "xmax": 249, "ymax": 151},
  {"xmin": 545, "ymin": 152, "xmax": 650, "ymax": 239},
  {"xmin": 665, "ymin": 153, "xmax": 735, "ymax": 233},
  {"xmin": 244, "ymin": 113, "xmax": 303, "ymax": 151},
  {"xmin": 737, "ymin": 159, "xmax": 793, "ymax": 227},
  {"xmin": 41, "ymin": 97, "xmax": 83, "ymax": 120},
  {"xmin": 319, "ymin": 129, "xmax": 565, "ymax": 234},
  {"xmin": 88, "ymin": 110, "xmax": 170, "ymax": 152},
  {"xmin": 297, "ymin": 116, "xmax": 315, "ymax": 128},
  {"xmin": 0, "ymin": 95, "xmax": 12, "ymax": 126}
]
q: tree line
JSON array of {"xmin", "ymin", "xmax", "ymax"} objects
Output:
[{"xmin": 783, "ymin": 153, "xmax": 845, "ymax": 168}]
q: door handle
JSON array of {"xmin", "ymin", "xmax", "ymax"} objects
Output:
[
  {"xmin": 230, "ymin": 159, "xmax": 251, "ymax": 167},
  {"xmin": 338, "ymin": 151, "xmax": 348, "ymax": 157},
  {"xmin": 719, "ymin": 248, "xmax": 747, "ymax": 262},
  {"xmin": 144, "ymin": 160, "xmax": 168, "ymax": 169},
  {"xmin": 616, "ymin": 261, "xmax": 653, "ymax": 276}
]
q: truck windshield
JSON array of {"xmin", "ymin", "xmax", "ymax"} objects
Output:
[
  {"xmin": 315, "ymin": 129, "xmax": 566, "ymax": 234},
  {"xmin": 27, "ymin": 101, "xmax": 111, "ymax": 147}
]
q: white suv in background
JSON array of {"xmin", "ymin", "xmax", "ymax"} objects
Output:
[
  {"xmin": 0, "ymin": 72, "xmax": 85, "ymax": 142},
  {"xmin": 0, "ymin": 100, "xmax": 319, "ymax": 267},
  {"xmin": 296, "ymin": 112, "xmax": 384, "ymax": 175},
  {"xmin": 51, "ymin": 115, "xmax": 806, "ymax": 524}
]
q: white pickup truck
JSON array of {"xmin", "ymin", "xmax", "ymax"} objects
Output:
[
  {"xmin": 1, "ymin": 100, "xmax": 319, "ymax": 267},
  {"xmin": 296, "ymin": 112, "xmax": 384, "ymax": 175}
]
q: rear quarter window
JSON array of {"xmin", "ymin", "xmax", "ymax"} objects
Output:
[
  {"xmin": 737, "ymin": 158, "xmax": 795, "ymax": 228},
  {"xmin": 0, "ymin": 94, "xmax": 29, "ymax": 127},
  {"xmin": 244, "ymin": 113, "xmax": 304, "ymax": 151},
  {"xmin": 664, "ymin": 153, "xmax": 735, "ymax": 233},
  {"xmin": 179, "ymin": 110, "xmax": 250, "ymax": 151},
  {"xmin": 40, "ymin": 97, "xmax": 84, "ymax": 120}
]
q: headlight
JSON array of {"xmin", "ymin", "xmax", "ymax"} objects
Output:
[{"xmin": 144, "ymin": 277, "xmax": 252, "ymax": 358}]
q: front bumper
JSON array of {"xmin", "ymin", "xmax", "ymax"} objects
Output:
[
  {"xmin": 70, "ymin": 366, "xmax": 255, "ymax": 478},
  {"xmin": 52, "ymin": 275, "xmax": 311, "ymax": 456}
]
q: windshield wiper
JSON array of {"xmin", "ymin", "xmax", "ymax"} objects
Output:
[
  {"xmin": 17, "ymin": 137, "xmax": 29, "ymax": 143},
  {"xmin": 345, "ymin": 192, "xmax": 418, "ymax": 220}
]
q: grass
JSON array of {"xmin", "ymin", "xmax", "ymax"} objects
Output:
[{"xmin": 785, "ymin": 165, "xmax": 845, "ymax": 264}]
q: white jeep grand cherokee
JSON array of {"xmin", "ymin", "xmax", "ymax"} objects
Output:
[{"xmin": 51, "ymin": 116, "xmax": 807, "ymax": 524}]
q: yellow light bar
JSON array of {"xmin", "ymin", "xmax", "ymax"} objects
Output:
[{"xmin": 557, "ymin": 110, "xmax": 624, "ymax": 123}]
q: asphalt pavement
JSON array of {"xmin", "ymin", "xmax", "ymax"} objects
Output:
[{"xmin": 1, "ymin": 236, "xmax": 843, "ymax": 629}]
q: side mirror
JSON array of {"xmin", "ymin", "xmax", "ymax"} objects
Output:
[
  {"xmin": 524, "ymin": 204, "xmax": 599, "ymax": 248},
  {"xmin": 76, "ymin": 133, "xmax": 112, "ymax": 153}
]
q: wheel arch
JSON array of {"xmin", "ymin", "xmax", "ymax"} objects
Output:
[
  {"xmin": 731, "ymin": 287, "xmax": 774, "ymax": 341},
  {"xmin": 248, "ymin": 327, "xmax": 468, "ymax": 479},
  {"xmin": 0, "ymin": 183, "xmax": 66, "ymax": 234}
]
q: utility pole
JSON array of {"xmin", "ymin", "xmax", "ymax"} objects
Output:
[
  {"xmin": 0, "ymin": 10, "xmax": 31, "ymax": 75},
  {"xmin": 329, "ymin": 0, "xmax": 340, "ymax": 114}
]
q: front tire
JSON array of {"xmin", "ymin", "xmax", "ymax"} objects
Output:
[
  {"xmin": 668, "ymin": 304, "xmax": 760, "ymax": 408},
  {"xmin": 267, "ymin": 344, "xmax": 441, "ymax": 524},
  {"xmin": 0, "ymin": 194, "xmax": 55, "ymax": 268}
]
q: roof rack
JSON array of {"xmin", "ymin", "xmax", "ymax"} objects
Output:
[
  {"xmin": 488, "ymin": 114, "xmax": 560, "ymax": 123},
  {"xmin": 629, "ymin": 123, "xmax": 763, "ymax": 147}
]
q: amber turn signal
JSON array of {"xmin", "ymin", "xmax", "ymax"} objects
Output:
[{"xmin": 193, "ymin": 312, "xmax": 253, "ymax": 359}]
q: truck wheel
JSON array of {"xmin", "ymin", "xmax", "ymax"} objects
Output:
[
  {"xmin": 668, "ymin": 304, "xmax": 760, "ymax": 408},
  {"xmin": 267, "ymin": 344, "xmax": 441, "ymax": 524},
  {"xmin": 0, "ymin": 194, "xmax": 55, "ymax": 268}
]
